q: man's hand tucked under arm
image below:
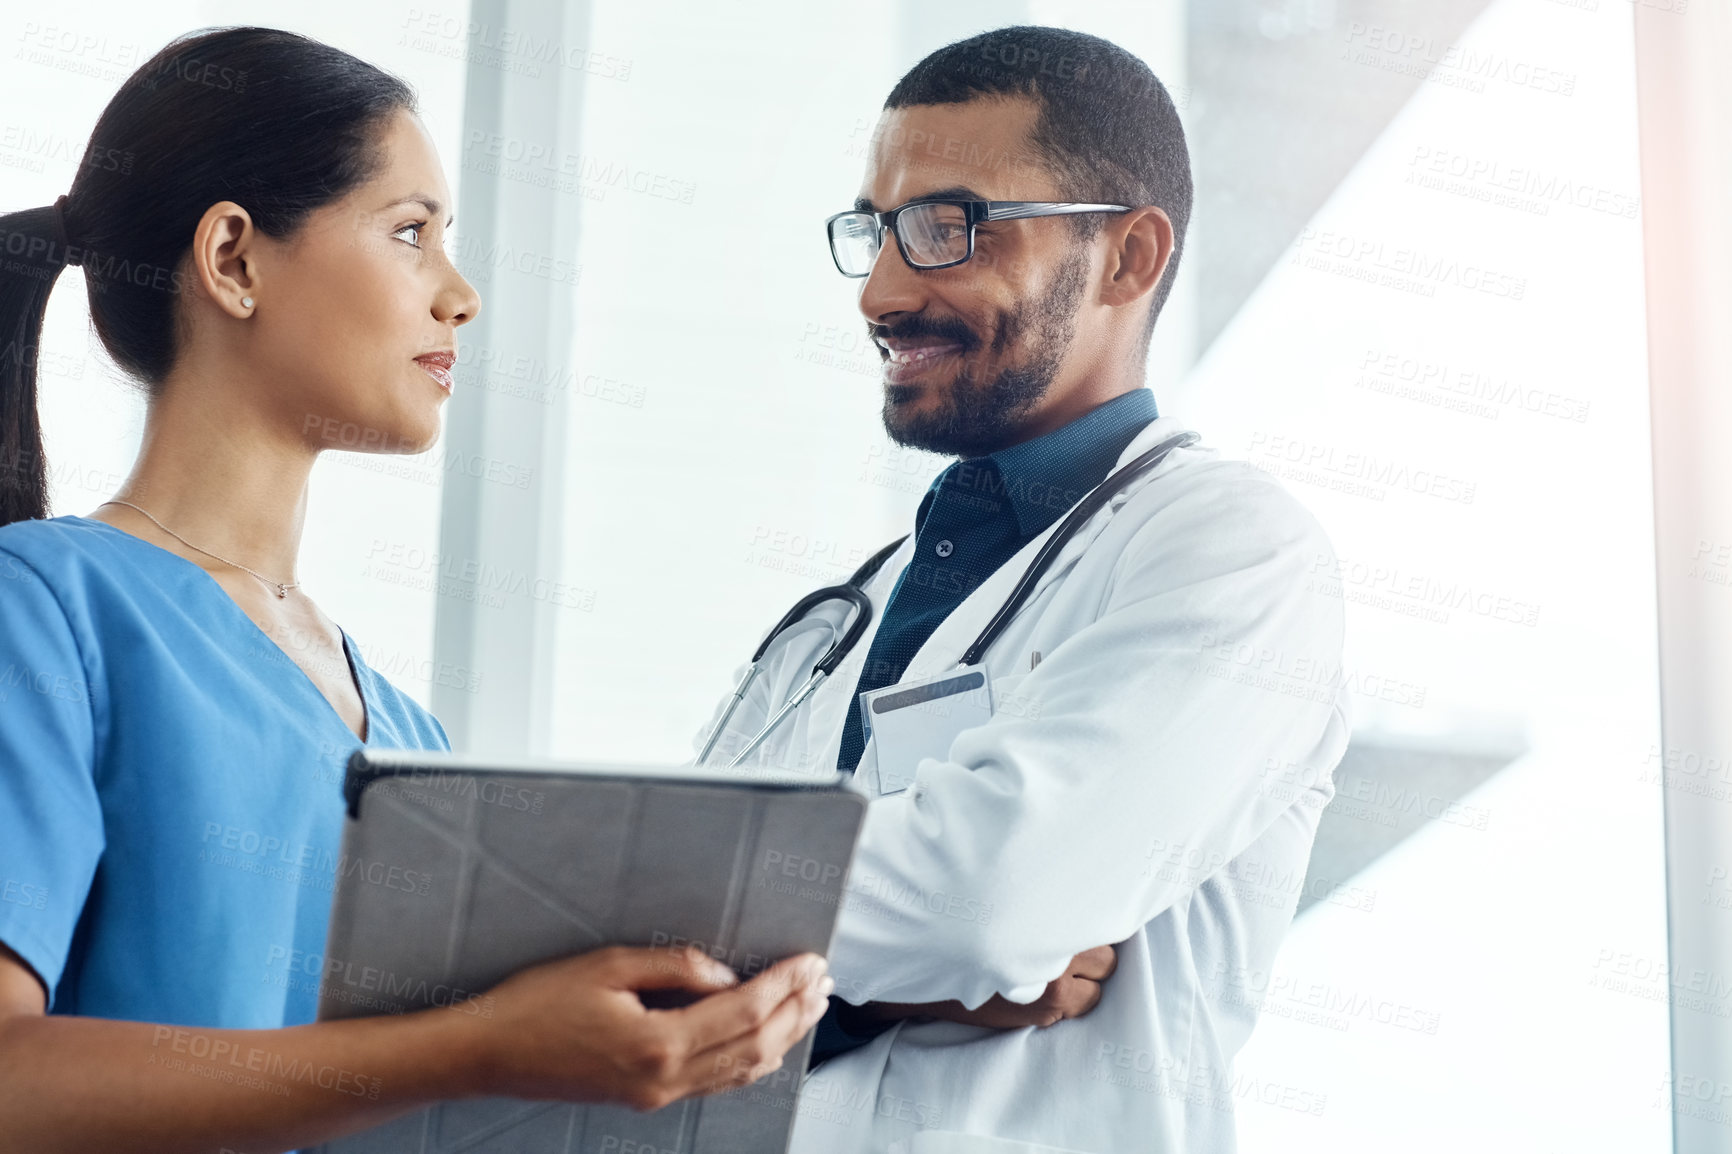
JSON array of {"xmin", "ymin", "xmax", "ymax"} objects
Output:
[{"xmin": 846, "ymin": 945, "xmax": 1118, "ymax": 1031}]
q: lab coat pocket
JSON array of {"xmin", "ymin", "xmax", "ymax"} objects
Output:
[
  {"xmin": 986, "ymin": 671, "xmax": 1040, "ymax": 724},
  {"xmin": 864, "ymin": 667, "xmax": 993, "ymax": 795}
]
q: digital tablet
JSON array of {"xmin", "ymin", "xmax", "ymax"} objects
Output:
[{"xmin": 308, "ymin": 748, "xmax": 868, "ymax": 1154}]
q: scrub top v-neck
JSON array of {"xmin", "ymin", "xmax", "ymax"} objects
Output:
[{"xmin": 0, "ymin": 515, "xmax": 449, "ymax": 1029}]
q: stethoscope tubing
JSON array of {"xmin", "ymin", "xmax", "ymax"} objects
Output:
[
  {"xmin": 697, "ymin": 536, "xmax": 906, "ymax": 766},
  {"xmin": 957, "ymin": 431, "xmax": 1197, "ymax": 666}
]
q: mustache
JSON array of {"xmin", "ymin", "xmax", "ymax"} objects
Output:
[{"xmin": 868, "ymin": 313, "xmax": 981, "ymax": 355}]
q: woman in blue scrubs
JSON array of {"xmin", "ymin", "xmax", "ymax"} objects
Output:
[{"xmin": 0, "ymin": 27, "xmax": 829, "ymax": 1152}]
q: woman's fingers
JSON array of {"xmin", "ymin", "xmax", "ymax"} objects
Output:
[
  {"xmin": 683, "ymin": 970, "xmax": 834, "ymax": 1097},
  {"xmin": 472, "ymin": 947, "xmax": 827, "ymax": 1108},
  {"xmin": 594, "ymin": 945, "xmax": 740, "ymax": 994},
  {"xmin": 665, "ymin": 953, "xmax": 828, "ymax": 1056}
]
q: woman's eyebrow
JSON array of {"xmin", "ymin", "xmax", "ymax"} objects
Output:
[{"xmin": 380, "ymin": 194, "xmax": 455, "ymax": 227}]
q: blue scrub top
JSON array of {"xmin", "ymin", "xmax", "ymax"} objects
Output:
[{"xmin": 0, "ymin": 515, "xmax": 449, "ymax": 1029}]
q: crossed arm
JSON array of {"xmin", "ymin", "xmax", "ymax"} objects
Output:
[
  {"xmin": 825, "ymin": 479, "xmax": 1344, "ymax": 1013},
  {"xmin": 843, "ymin": 943, "xmax": 1120, "ymax": 1032}
]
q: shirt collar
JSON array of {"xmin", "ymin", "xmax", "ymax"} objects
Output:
[{"xmin": 932, "ymin": 388, "xmax": 1158, "ymax": 538}]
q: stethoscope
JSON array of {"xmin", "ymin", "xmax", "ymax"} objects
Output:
[{"xmin": 697, "ymin": 431, "xmax": 1199, "ymax": 768}]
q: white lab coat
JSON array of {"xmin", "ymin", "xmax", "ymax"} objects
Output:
[{"xmin": 696, "ymin": 416, "xmax": 1351, "ymax": 1154}]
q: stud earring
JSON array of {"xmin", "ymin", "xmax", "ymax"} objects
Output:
[{"xmin": 240, "ymin": 296, "xmax": 254, "ymax": 309}]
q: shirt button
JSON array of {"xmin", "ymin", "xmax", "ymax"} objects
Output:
[{"xmin": 935, "ymin": 540, "xmax": 954, "ymax": 558}]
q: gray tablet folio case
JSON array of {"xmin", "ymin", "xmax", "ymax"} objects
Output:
[{"xmin": 309, "ymin": 749, "xmax": 867, "ymax": 1154}]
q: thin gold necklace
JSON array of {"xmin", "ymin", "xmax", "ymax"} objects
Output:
[{"xmin": 100, "ymin": 499, "xmax": 301, "ymax": 599}]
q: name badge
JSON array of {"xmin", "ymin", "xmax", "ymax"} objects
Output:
[{"xmin": 859, "ymin": 665, "xmax": 994, "ymax": 796}]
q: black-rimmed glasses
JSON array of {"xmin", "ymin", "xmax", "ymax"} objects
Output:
[{"xmin": 825, "ymin": 200, "xmax": 1132, "ymax": 277}]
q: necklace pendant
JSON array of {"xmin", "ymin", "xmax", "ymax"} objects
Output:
[{"xmin": 275, "ymin": 584, "xmax": 288, "ymax": 599}]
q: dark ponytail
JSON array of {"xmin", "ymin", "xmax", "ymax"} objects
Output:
[
  {"xmin": 0, "ymin": 204, "xmax": 63, "ymax": 524},
  {"xmin": 0, "ymin": 26, "xmax": 417, "ymax": 527}
]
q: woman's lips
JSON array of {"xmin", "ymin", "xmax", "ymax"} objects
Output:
[
  {"xmin": 882, "ymin": 342, "xmax": 965, "ymax": 385},
  {"xmin": 415, "ymin": 351, "xmax": 455, "ymax": 393}
]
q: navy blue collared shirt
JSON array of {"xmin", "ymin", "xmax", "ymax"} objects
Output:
[
  {"xmin": 832, "ymin": 387, "xmax": 1159, "ymax": 776},
  {"xmin": 811, "ymin": 387, "xmax": 1159, "ymax": 1068}
]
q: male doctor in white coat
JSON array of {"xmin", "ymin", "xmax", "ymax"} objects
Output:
[{"xmin": 699, "ymin": 26, "xmax": 1350, "ymax": 1154}]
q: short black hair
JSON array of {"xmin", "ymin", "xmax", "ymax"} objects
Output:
[{"xmin": 885, "ymin": 26, "xmax": 1192, "ymax": 346}]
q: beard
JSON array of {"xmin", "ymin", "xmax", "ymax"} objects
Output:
[{"xmin": 878, "ymin": 244, "xmax": 1091, "ymax": 458}]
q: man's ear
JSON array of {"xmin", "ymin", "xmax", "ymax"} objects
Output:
[{"xmin": 1099, "ymin": 207, "xmax": 1174, "ymax": 313}]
